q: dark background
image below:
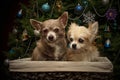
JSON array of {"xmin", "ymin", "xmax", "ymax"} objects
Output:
[
  {"xmin": 0, "ymin": 0, "xmax": 28, "ymax": 79},
  {"xmin": 0, "ymin": 0, "xmax": 119, "ymax": 80}
]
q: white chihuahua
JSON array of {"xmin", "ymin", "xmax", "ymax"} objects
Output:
[{"xmin": 66, "ymin": 22, "xmax": 99, "ymax": 61}]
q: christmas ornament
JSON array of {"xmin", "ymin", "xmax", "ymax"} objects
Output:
[
  {"xmin": 17, "ymin": 9, "xmax": 22, "ymax": 18},
  {"xmin": 104, "ymin": 25, "xmax": 110, "ymax": 32},
  {"xmin": 34, "ymin": 30, "xmax": 40, "ymax": 36},
  {"xmin": 104, "ymin": 39, "xmax": 111, "ymax": 48},
  {"xmin": 9, "ymin": 49, "xmax": 15, "ymax": 54},
  {"xmin": 102, "ymin": 0, "xmax": 109, "ymax": 5},
  {"xmin": 4, "ymin": 59, "xmax": 9, "ymax": 68},
  {"xmin": 82, "ymin": 0, "xmax": 88, "ymax": 5},
  {"xmin": 105, "ymin": 9, "xmax": 117, "ymax": 21},
  {"xmin": 12, "ymin": 27, "xmax": 18, "ymax": 34},
  {"xmin": 75, "ymin": 3, "xmax": 82, "ymax": 12},
  {"xmin": 83, "ymin": 11, "xmax": 95, "ymax": 24},
  {"xmin": 41, "ymin": 3, "xmax": 50, "ymax": 12},
  {"xmin": 22, "ymin": 29, "xmax": 29, "ymax": 41},
  {"xmin": 56, "ymin": 0, "xmax": 62, "ymax": 12}
]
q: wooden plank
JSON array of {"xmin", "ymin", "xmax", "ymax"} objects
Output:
[{"xmin": 10, "ymin": 57, "xmax": 113, "ymax": 72}]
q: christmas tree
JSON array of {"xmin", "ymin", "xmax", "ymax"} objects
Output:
[{"xmin": 7, "ymin": 0, "xmax": 120, "ymax": 80}]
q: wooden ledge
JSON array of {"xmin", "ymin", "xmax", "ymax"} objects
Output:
[{"xmin": 10, "ymin": 57, "xmax": 113, "ymax": 72}]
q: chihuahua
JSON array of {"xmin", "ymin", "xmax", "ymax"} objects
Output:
[
  {"xmin": 30, "ymin": 12, "xmax": 68, "ymax": 61},
  {"xmin": 66, "ymin": 22, "xmax": 99, "ymax": 61}
]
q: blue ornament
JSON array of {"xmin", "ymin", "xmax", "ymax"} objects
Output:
[
  {"xmin": 104, "ymin": 39, "xmax": 110, "ymax": 48},
  {"xmin": 75, "ymin": 4, "xmax": 82, "ymax": 12},
  {"xmin": 17, "ymin": 9, "xmax": 22, "ymax": 18},
  {"xmin": 41, "ymin": 3, "xmax": 50, "ymax": 12},
  {"xmin": 9, "ymin": 49, "xmax": 15, "ymax": 54}
]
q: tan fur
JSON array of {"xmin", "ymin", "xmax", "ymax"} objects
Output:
[
  {"xmin": 30, "ymin": 12, "xmax": 68, "ymax": 61},
  {"xmin": 66, "ymin": 22, "xmax": 99, "ymax": 61}
]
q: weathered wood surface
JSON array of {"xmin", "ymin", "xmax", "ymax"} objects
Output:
[{"xmin": 10, "ymin": 57, "xmax": 113, "ymax": 72}]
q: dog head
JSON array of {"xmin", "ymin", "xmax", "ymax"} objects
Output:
[
  {"xmin": 30, "ymin": 12, "xmax": 68, "ymax": 43},
  {"xmin": 67, "ymin": 22, "xmax": 98, "ymax": 50}
]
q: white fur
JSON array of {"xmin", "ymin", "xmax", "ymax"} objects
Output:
[
  {"xmin": 70, "ymin": 41, "xmax": 85, "ymax": 49},
  {"xmin": 47, "ymin": 31, "xmax": 56, "ymax": 41},
  {"xmin": 68, "ymin": 25, "xmax": 90, "ymax": 50}
]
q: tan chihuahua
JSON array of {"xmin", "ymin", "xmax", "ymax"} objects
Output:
[
  {"xmin": 30, "ymin": 12, "xmax": 68, "ymax": 61},
  {"xmin": 66, "ymin": 22, "xmax": 99, "ymax": 61}
]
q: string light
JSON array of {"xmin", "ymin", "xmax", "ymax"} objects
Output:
[{"xmin": 91, "ymin": 4, "xmax": 106, "ymax": 17}]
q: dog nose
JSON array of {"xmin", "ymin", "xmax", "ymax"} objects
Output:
[
  {"xmin": 72, "ymin": 44, "xmax": 76, "ymax": 49},
  {"xmin": 48, "ymin": 35, "xmax": 54, "ymax": 41}
]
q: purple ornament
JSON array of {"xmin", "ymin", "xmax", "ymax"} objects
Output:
[{"xmin": 105, "ymin": 9, "xmax": 117, "ymax": 20}]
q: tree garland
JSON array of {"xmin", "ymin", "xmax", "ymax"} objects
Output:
[{"xmin": 68, "ymin": 0, "xmax": 115, "ymax": 20}]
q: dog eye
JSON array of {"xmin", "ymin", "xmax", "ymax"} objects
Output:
[
  {"xmin": 70, "ymin": 38, "xmax": 73, "ymax": 42},
  {"xmin": 43, "ymin": 29, "xmax": 48, "ymax": 33},
  {"xmin": 54, "ymin": 28, "xmax": 59, "ymax": 33},
  {"xmin": 78, "ymin": 38, "xmax": 84, "ymax": 43}
]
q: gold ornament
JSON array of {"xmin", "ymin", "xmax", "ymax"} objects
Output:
[
  {"xmin": 22, "ymin": 29, "xmax": 29, "ymax": 41},
  {"xmin": 56, "ymin": 0, "xmax": 62, "ymax": 12}
]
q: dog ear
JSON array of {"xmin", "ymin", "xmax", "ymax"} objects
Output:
[
  {"xmin": 30, "ymin": 19, "xmax": 42, "ymax": 31},
  {"xmin": 88, "ymin": 22, "xmax": 98, "ymax": 42},
  {"xmin": 58, "ymin": 12, "xmax": 68, "ymax": 28}
]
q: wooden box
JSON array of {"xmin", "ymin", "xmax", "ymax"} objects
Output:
[{"xmin": 10, "ymin": 57, "xmax": 113, "ymax": 80}]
